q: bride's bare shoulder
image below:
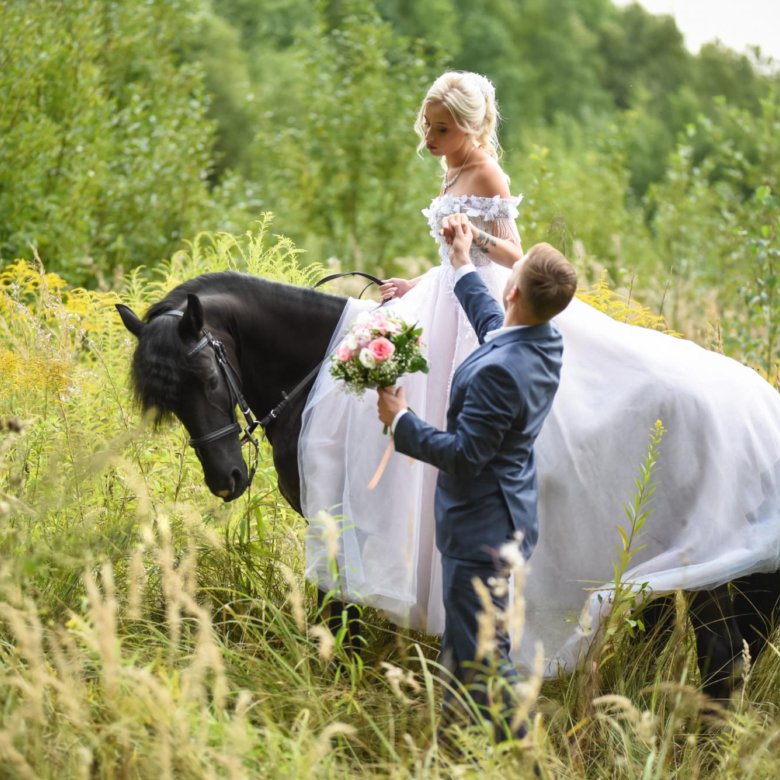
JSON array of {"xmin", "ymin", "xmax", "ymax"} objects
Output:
[{"xmin": 467, "ymin": 156, "xmax": 511, "ymax": 198}]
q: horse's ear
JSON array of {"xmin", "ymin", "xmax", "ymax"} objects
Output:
[
  {"xmin": 116, "ymin": 304, "xmax": 144, "ymax": 338},
  {"xmin": 179, "ymin": 293, "xmax": 204, "ymax": 339}
]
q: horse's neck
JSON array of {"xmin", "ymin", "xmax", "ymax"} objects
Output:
[
  {"xmin": 231, "ymin": 282, "xmax": 346, "ymax": 413},
  {"xmin": 226, "ymin": 282, "xmax": 346, "ymax": 513}
]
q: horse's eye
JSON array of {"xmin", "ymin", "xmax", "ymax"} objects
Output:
[{"xmin": 207, "ymin": 375, "xmax": 220, "ymax": 392}]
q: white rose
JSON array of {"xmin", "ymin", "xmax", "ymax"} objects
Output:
[
  {"xmin": 353, "ymin": 327, "xmax": 371, "ymax": 345},
  {"xmin": 345, "ymin": 333, "xmax": 358, "ymax": 350},
  {"xmin": 359, "ymin": 348, "xmax": 377, "ymax": 369}
]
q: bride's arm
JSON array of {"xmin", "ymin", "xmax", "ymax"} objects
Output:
[
  {"xmin": 461, "ymin": 162, "xmax": 524, "ymax": 268},
  {"xmin": 471, "ymin": 220, "xmax": 523, "ymax": 268}
]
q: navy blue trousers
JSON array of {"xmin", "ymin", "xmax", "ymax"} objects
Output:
[{"xmin": 439, "ymin": 555, "xmax": 526, "ymax": 740}]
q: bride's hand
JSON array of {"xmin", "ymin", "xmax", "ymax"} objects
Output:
[
  {"xmin": 440, "ymin": 214, "xmax": 477, "ymax": 245},
  {"xmin": 379, "ymin": 278, "xmax": 413, "ymax": 301}
]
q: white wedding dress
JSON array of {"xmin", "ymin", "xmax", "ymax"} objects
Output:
[{"xmin": 300, "ymin": 194, "xmax": 780, "ymax": 675}]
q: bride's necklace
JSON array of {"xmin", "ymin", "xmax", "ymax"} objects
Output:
[{"xmin": 442, "ymin": 146, "xmax": 475, "ymax": 193}]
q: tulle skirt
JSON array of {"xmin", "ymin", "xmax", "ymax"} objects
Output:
[
  {"xmin": 301, "ymin": 261, "xmax": 511, "ymax": 630},
  {"xmin": 300, "ymin": 268, "xmax": 780, "ymax": 676},
  {"xmin": 524, "ymin": 297, "xmax": 780, "ymax": 673}
]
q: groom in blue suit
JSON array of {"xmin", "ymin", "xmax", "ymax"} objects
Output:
[{"xmin": 378, "ymin": 218, "xmax": 577, "ymax": 740}]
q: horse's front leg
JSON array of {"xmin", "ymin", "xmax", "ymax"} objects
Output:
[
  {"xmin": 316, "ymin": 590, "xmax": 364, "ymax": 655},
  {"xmin": 688, "ymin": 586, "xmax": 746, "ymax": 701}
]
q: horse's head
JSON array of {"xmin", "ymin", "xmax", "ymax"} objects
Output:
[{"xmin": 117, "ymin": 293, "xmax": 252, "ymax": 501}]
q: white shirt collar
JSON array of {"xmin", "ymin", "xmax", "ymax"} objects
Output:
[
  {"xmin": 453, "ymin": 265, "xmax": 528, "ymax": 343},
  {"xmin": 484, "ymin": 324, "xmax": 527, "ymax": 343}
]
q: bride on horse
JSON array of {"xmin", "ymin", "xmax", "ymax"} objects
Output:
[{"xmin": 299, "ymin": 71, "xmax": 780, "ymax": 679}]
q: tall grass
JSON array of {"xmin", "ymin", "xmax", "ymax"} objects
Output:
[{"xmin": 1, "ymin": 226, "xmax": 780, "ymax": 778}]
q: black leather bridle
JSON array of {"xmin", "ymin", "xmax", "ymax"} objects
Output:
[
  {"xmin": 162, "ymin": 309, "xmax": 262, "ymax": 484},
  {"xmin": 161, "ymin": 271, "xmax": 385, "ymax": 491}
]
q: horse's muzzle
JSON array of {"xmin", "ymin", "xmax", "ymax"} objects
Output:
[{"xmin": 209, "ymin": 467, "xmax": 248, "ymax": 502}]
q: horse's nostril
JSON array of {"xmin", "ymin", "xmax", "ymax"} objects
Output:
[{"xmin": 231, "ymin": 468, "xmax": 243, "ymax": 490}]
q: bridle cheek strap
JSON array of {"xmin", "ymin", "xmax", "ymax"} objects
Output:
[
  {"xmin": 162, "ymin": 310, "xmax": 261, "ymax": 485},
  {"xmin": 190, "ymin": 332, "xmax": 261, "ymax": 485}
]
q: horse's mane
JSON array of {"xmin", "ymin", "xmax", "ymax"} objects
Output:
[
  {"xmin": 143, "ymin": 272, "xmax": 337, "ymax": 319},
  {"xmin": 131, "ymin": 308, "xmax": 188, "ymax": 421},
  {"xmin": 131, "ymin": 272, "xmax": 344, "ymax": 420}
]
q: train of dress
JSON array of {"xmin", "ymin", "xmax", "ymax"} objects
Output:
[{"xmin": 300, "ymin": 195, "xmax": 780, "ymax": 676}]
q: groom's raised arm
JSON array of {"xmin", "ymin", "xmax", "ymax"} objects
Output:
[
  {"xmin": 444, "ymin": 216, "xmax": 506, "ymax": 342},
  {"xmin": 453, "ymin": 271, "xmax": 505, "ymax": 343}
]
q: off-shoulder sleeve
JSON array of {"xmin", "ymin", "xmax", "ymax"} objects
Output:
[
  {"xmin": 485, "ymin": 215, "xmax": 522, "ymax": 247},
  {"xmin": 476, "ymin": 194, "xmax": 523, "ymax": 249},
  {"xmin": 425, "ymin": 193, "xmax": 524, "ymax": 257}
]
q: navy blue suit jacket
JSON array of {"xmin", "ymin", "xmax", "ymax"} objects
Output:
[{"xmin": 394, "ymin": 271, "xmax": 563, "ymax": 563}]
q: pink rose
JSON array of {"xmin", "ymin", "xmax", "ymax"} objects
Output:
[
  {"xmin": 368, "ymin": 337, "xmax": 395, "ymax": 363},
  {"xmin": 335, "ymin": 342, "xmax": 353, "ymax": 362},
  {"xmin": 371, "ymin": 312, "xmax": 402, "ymax": 336}
]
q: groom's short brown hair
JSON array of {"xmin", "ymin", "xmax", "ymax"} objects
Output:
[{"xmin": 519, "ymin": 243, "xmax": 577, "ymax": 321}]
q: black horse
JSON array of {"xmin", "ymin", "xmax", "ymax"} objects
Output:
[
  {"xmin": 117, "ymin": 271, "xmax": 780, "ymax": 700},
  {"xmin": 117, "ymin": 272, "xmax": 345, "ymax": 508}
]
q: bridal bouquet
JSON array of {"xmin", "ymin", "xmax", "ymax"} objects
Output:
[{"xmin": 330, "ymin": 309, "xmax": 428, "ymax": 394}]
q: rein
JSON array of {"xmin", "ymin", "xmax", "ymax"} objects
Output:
[
  {"xmin": 160, "ymin": 271, "xmax": 385, "ymax": 489},
  {"xmin": 312, "ymin": 271, "xmax": 384, "ymax": 298},
  {"xmin": 258, "ymin": 272, "xmax": 385, "ymax": 426}
]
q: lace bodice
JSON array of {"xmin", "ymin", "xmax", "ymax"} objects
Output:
[{"xmin": 422, "ymin": 194, "xmax": 523, "ymax": 267}]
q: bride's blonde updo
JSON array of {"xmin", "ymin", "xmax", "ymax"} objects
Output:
[{"xmin": 415, "ymin": 71, "xmax": 502, "ymax": 162}]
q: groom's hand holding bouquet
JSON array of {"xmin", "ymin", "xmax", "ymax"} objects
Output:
[
  {"xmin": 330, "ymin": 308, "xmax": 428, "ymax": 432},
  {"xmin": 377, "ymin": 384, "xmax": 407, "ymax": 431},
  {"xmin": 330, "ymin": 307, "xmax": 428, "ymax": 488}
]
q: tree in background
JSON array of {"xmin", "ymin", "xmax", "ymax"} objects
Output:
[
  {"xmin": 248, "ymin": 0, "xmax": 439, "ymax": 271},
  {"xmin": 191, "ymin": 0, "xmax": 318, "ymax": 178},
  {"xmin": 2, "ymin": 0, "xmax": 778, "ymax": 315},
  {"xmin": 185, "ymin": 12, "xmax": 255, "ymax": 181},
  {"xmin": 649, "ymin": 89, "xmax": 780, "ymax": 352},
  {"xmin": 0, "ymin": 0, "xmax": 218, "ymax": 284},
  {"xmin": 596, "ymin": 2, "xmax": 777, "ymax": 197}
]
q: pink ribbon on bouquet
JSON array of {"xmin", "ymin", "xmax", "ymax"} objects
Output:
[
  {"xmin": 368, "ymin": 386, "xmax": 416, "ymax": 489},
  {"xmin": 367, "ymin": 439, "xmax": 395, "ymax": 490}
]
